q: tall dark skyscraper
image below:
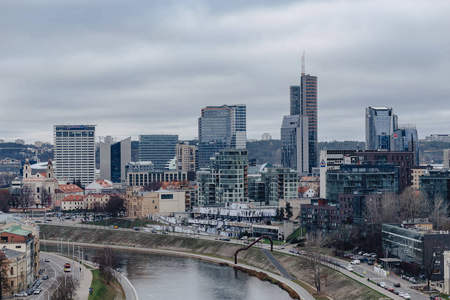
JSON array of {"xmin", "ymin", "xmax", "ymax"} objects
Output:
[
  {"xmin": 99, "ymin": 137, "xmax": 131, "ymax": 183},
  {"xmin": 288, "ymin": 58, "xmax": 318, "ymax": 173}
]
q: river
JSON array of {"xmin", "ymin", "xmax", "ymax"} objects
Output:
[{"xmin": 47, "ymin": 245, "xmax": 293, "ymax": 300}]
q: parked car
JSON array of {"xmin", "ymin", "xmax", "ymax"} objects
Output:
[
  {"xmin": 351, "ymin": 259, "xmax": 360, "ymax": 265},
  {"xmin": 403, "ymin": 293, "xmax": 411, "ymax": 299},
  {"xmin": 44, "ymin": 259, "xmax": 50, "ymax": 262},
  {"xmin": 33, "ymin": 289, "xmax": 41, "ymax": 295},
  {"xmin": 346, "ymin": 265, "xmax": 353, "ymax": 271},
  {"xmin": 409, "ymin": 277, "xmax": 418, "ymax": 284},
  {"xmin": 379, "ymin": 282, "xmax": 387, "ymax": 288},
  {"xmin": 42, "ymin": 275, "xmax": 48, "ymax": 280},
  {"xmin": 394, "ymin": 282, "xmax": 401, "ymax": 287},
  {"xmin": 14, "ymin": 291, "xmax": 27, "ymax": 297}
]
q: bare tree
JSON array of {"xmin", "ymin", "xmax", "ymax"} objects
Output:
[
  {"xmin": 428, "ymin": 195, "xmax": 449, "ymax": 229},
  {"xmin": 40, "ymin": 188, "xmax": 52, "ymax": 208},
  {"xmin": 304, "ymin": 231, "xmax": 329, "ymax": 293},
  {"xmin": 398, "ymin": 187, "xmax": 428, "ymax": 220},
  {"xmin": 93, "ymin": 247, "xmax": 118, "ymax": 284},
  {"xmin": 48, "ymin": 274, "xmax": 78, "ymax": 300},
  {"xmin": 18, "ymin": 186, "xmax": 33, "ymax": 209}
]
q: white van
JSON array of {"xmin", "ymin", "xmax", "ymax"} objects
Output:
[{"xmin": 351, "ymin": 259, "xmax": 361, "ymax": 265}]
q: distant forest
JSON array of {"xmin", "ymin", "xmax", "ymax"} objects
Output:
[
  {"xmin": 127, "ymin": 139, "xmax": 450, "ymax": 166},
  {"xmin": 246, "ymin": 140, "xmax": 450, "ymax": 166}
]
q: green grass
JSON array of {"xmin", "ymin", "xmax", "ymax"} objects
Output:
[
  {"xmin": 287, "ymin": 226, "xmax": 306, "ymax": 240},
  {"xmin": 85, "ymin": 217, "xmax": 162, "ymax": 228},
  {"xmin": 88, "ymin": 270, "xmax": 118, "ymax": 300}
]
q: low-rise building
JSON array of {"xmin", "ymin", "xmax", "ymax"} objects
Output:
[
  {"xmin": 0, "ymin": 222, "xmax": 39, "ymax": 293},
  {"xmin": 61, "ymin": 195, "xmax": 84, "ymax": 211},
  {"xmin": 382, "ymin": 221, "xmax": 450, "ymax": 281},
  {"xmin": 125, "ymin": 188, "xmax": 186, "ymax": 218},
  {"xmin": 252, "ymin": 222, "xmax": 294, "ymax": 241}
]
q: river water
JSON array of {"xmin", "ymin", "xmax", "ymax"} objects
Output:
[{"xmin": 47, "ymin": 245, "xmax": 293, "ymax": 300}]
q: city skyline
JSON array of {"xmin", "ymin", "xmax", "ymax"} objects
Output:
[{"xmin": 1, "ymin": 1, "xmax": 449, "ymax": 143}]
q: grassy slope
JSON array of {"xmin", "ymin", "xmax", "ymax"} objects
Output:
[
  {"xmin": 88, "ymin": 270, "xmax": 125, "ymax": 300},
  {"xmin": 41, "ymin": 225, "xmax": 388, "ymax": 300}
]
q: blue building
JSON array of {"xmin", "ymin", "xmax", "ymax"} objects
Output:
[
  {"xmin": 139, "ymin": 135, "xmax": 178, "ymax": 170},
  {"xmin": 365, "ymin": 107, "xmax": 397, "ymax": 151}
]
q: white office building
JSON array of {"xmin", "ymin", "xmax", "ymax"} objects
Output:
[{"xmin": 53, "ymin": 125, "xmax": 96, "ymax": 186}]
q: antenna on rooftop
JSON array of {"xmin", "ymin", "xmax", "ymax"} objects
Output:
[{"xmin": 301, "ymin": 51, "xmax": 306, "ymax": 76}]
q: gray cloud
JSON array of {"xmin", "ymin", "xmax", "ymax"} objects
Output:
[{"xmin": 0, "ymin": 0, "xmax": 449, "ymax": 143}]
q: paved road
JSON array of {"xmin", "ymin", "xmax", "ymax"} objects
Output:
[{"xmin": 260, "ymin": 248, "xmax": 294, "ymax": 280}]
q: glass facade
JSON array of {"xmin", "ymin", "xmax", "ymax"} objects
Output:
[
  {"xmin": 289, "ymin": 74, "xmax": 318, "ymax": 172},
  {"xmin": 197, "ymin": 104, "xmax": 247, "ymax": 169},
  {"xmin": 281, "ymin": 115, "xmax": 308, "ymax": 174},
  {"xmin": 326, "ymin": 164, "xmax": 398, "ymax": 202},
  {"xmin": 365, "ymin": 107, "xmax": 397, "ymax": 151},
  {"xmin": 197, "ymin": 149, "xmax": 248, "ymax": 206},
  {"xmin": 139, "ymin": 135, "xmax": 179, "ymax": 170},
  {"xmin": 110, "ymin": 142, "xmax": 121, "ymax": 183}
]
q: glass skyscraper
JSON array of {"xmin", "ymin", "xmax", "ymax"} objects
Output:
[
  {"xmin": 197, "ymin": 104, "xmax": 246, "ymax": 169},
  {"xmin": 365, "ymin": 106, "xmax": 397, "ymax": 151},
  {"xmin": 281, "ymin": 115, "xmax": 309, "ymax": 174},
  {"xmin": 289, "ymin": 74, "xmax": 318, "ymax": 173},
  {"xmin": 99, "ymin": 137, "xmax": 131, "ymax": 183}
]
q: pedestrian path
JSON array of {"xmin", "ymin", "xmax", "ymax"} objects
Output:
[{"xmin": 260, "ymin": 248, "xmax": 294, "ymax": 280}]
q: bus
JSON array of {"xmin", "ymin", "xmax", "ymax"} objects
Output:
[{"xmin": 64, "ymin": 263, "xmax": 71, "ymax": 272}]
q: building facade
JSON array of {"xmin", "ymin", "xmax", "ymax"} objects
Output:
[
  {"xmin": 99, "ymin": 137, "xmax": 131, "ymax": 183},
  {"xmin": 139, "ymin": 135, "xmax": 179, "ymax": 170},
  {"xmin": 281, "ymin": 115, "xmax": 309, "ymax": 174},
  {"xmin": 365, "ymin": 107, "xmax": 397, "ymax": 151},
  {"xmin": 247, "ymin": 166, "xmax": 298, "ymax": 206},
  {"xmin": 126, "ymin": 170, "xmax": 188, "ymax": 187},
  {"xmin": 54, "ymin": 125, "xmax": 96, "ymax": 186},
  {"xmin": 290, "ymin": 73, "xmax": 318, "ymax": 172},
  {"xmin": 326, "ymin": 164, "xmax": 399, "ymax": 202},
  {"xmin": 197, "ymin": 149, "xmax": 248, "ymax": 206},
  {"xmin": 197, "ymin": 104, "xmax": 247, "ymax": 169},
  {"xmin": 176, "ymin": 142, "xmax": 196, "ymax": 172}
]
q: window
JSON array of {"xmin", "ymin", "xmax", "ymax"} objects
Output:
[{"xmin": 10, "ymin": 267, "xmax": 13, "ymax": 275}]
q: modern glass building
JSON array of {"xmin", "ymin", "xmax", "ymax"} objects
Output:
[
  {"xmin": 247, "ymin": 166, "xmax": 298, "ymax": 206},
  {"xmin": 326, "ymin": 164, "xmax": 399, "ymax": 202},
  {"xmin": 139, "ymin": 135, "xmax": 179, "ymax": 170},
  {"xmin": 197, "ymin": 149, "xmax": 248, "ymax": 206},
  {"xmin": 365, "ymin": 107, "xmax": 398, "ymax": 151},
  {"xmin": 53, "ymin": 125, "xmax": 96, "ymax": 186},
  {"xmin": 281, "ymin": 115, "xmax": 309, "ymax": 174},
  {"xmin": 197, "ymin": 104, "xmax": 246, "ymax": 169},
  {"xmin": 394, "ymin": 124, "xmax": 419, "ymax": 166},
  {"xmin": 290, "ymin": 74, "xmax": 318, "ymax": 172},
  {"xmin": 99, "ymin": 137, "xmax": 131, "ymax": 183}
]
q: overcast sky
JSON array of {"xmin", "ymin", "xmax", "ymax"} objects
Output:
[{"xmin": 1, "ymin": 0, "xmax": 449, "ymax": 144}]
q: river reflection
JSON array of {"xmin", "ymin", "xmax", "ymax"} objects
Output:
[{"xmin": 47, "ymin": 245, "xmax": 293, "ymax": 300}]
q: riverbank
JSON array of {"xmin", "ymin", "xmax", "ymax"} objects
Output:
[{"xmin": 40, "ymin": 225, "xmax": 388, "ymax": 300}]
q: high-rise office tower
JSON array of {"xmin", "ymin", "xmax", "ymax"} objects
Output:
[
  {"xmin": 289, "ymin": 62, "xmax": 318, "ymax": 173},
  {"xmin": 176, "ymin": 142, "xmax": 196, "ymax": 172},
  {"xmin": 197, "ymin": 104, "xmax": 246, "ymax": 169},
  {"xmin": 54, "ymin": 125, "xmax": 96, "ymax": 186},
  {"xmin": 365, "ymin": 107, "xmax": 397, "ymax": 151},
  {"xmin": 281, "ymin": 115, "xmax": 309, "ymax": 174},
  {"xmin": 139, "ymin": 135, "xmax": 179, "ymax": 170},
  {"xmin": 394, "ymin": 125, "xmax": 419, "ymax": 166},
  {"xmin": 99, "ymin": 137, "xmax": 132, "ymax": 183}
]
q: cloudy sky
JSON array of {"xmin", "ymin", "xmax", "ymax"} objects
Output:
[{"xmin": 1, "ymin": 0, "xmax": 449, "ymax": 144}]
